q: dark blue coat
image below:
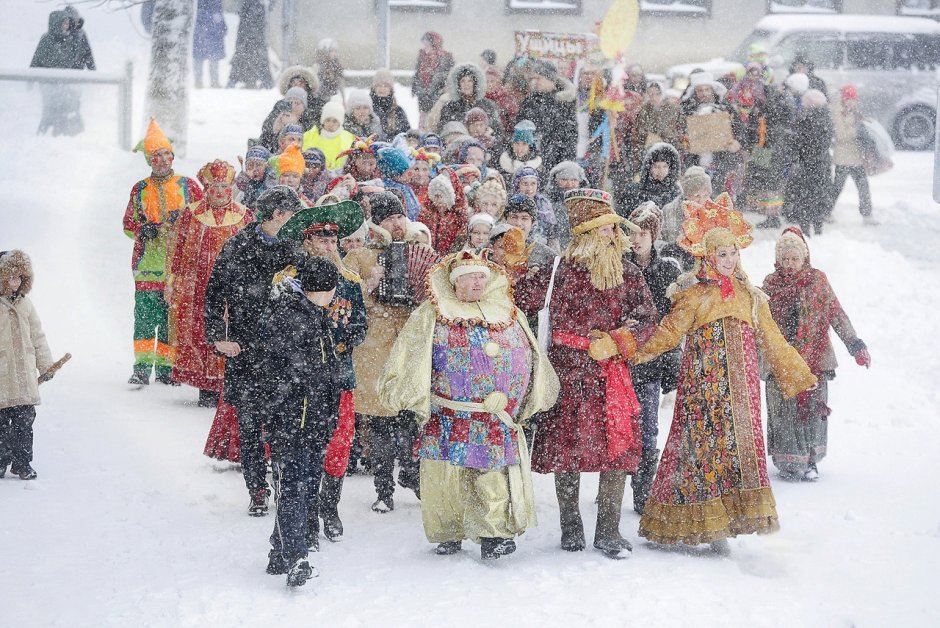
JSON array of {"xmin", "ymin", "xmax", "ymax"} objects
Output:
[{"xmin": 193, "ymin": 0, "xmax": 226, "ymax": 61}]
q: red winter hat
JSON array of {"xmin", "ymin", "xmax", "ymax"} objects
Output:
[
  {"xmin": 464, "ymin": 107, "xmax": 489, "ymax": 126},
  {"xmin": 840, "ymin": 84, "xmax": 858, "ymax": 101}
]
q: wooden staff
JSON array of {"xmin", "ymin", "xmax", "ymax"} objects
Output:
[{"xmin": 38, "ymin": 353, "xmax": 71, "ymax": 384}]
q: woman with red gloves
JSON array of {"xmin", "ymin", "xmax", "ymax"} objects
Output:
[{"xmin": 762, "ymin": 227, "xmax": 871, "ymax": 481}]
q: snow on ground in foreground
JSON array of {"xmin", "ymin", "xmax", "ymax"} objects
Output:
[{"xmin": 2, "ymin": 3, "xmax": 940, "ymax": 627}]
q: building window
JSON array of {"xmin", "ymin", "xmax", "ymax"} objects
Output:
[
  {"xmin": 639, "ymin": 0, "xmax": 712, "ymax": 17},
  {"xmin": 898, "ymin": 0, "xmax": 940, "ymax": 17},
  {"xmin": 767, "ymin": 0, "xmax": 843, "ymax": 13},
  {"xmin": 388, "ymin": 0, "xmax": 451, "ymax": 12},
  {"xmin": 506, "ymin": 0, "xmax": 582, "ymax": 15}
]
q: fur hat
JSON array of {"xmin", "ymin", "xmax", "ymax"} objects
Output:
[
  {"xmin": 0, "ymin": 250, "xmax": 33, "ymax": 297},
  {"xmin": 464, "ymin": 107, "xmax": 489, "ymax": 126},
  {"xmin": 683, "ymin": 71, "xmax": 727, "ymax": 101},
  {"xmin": 531, "ymin": 59, "xmax": 558, "ymax": 81},
  {"xmin": 298, "ymin": 256, "xmax": 339, "ymax": 293},
  {"xmin": 775, "ymin": 226, "xmax": 810, "ymax": 265},
  {"xmin": 473, "ymin": 179, "xmax": 507, "ymax": 213},
  {"xmin": 550, "ymin": 160, "xmax": 585, "ymax": 183},
  {"xmin": 428, "ymin": 172, "xmax": 456, "ymax": 208},
  {"xmin": 441, "ymin": 121, "xmax": 469, "ymax": 140},
  {"xmin": 347, "ymin": 89, "xmax": 373, "ymax": 112},
  {"xmin": 321, "ymin": 100, "xmax": 345, "ymax": 124},
  {"xmin": 279, "ymin": 65, "xmax": 319, "ymax": 96},
  {"xmin": 284, "ymin": 86, "xmax": 308, "ymax": 108},
  {"xmin": 376, "ymin": 147, "xmax": 412, "ymax": 178},
  {"xmin": 680, "ymin": 166, "xmax": 712, "ymax": 197},
  {"xmin": 628, "ymin": 202, "xmax": 663, "ymax": 241},
  {"xmin": 369, "ymin": 191, "xmax": 406, "ymax": 224},
  {"xmin": 372, "ymin": 69, "xmax": 395, "ymax": 90},
  {"xmin": 785, "ymin": 72, "xmax": 810, "ymax": 95}
]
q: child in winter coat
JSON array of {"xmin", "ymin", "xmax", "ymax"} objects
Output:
[
  {"xmin": 235, "ymin": 145, "xmax": 273, "ymax": 211},
  {"xmin": 0, "ymin": 250, "xmax": 55, "ymax": 480},
  {"xmin": 499, "ymin": 120, "xmax": 542, "ymax": 180},
  {"xmin": 262, "ymin": 255, "xmax": 342, "ymax": 587},
  {"xmin": 511, "ymin": 167, "xmax": 558, "ymax": 252}
]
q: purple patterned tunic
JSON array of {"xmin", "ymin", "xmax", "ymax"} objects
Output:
[{"xmin": 417, "ymin": 321, "xmax": 533, "ymax": 470}]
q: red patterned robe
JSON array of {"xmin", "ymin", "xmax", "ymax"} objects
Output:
[
  {"xmin": 518, "ymin": 258, "xmax": 658, "ymax": 473},
  {"xmin": 168, "ymin": 199, "xmax": 251, "ymax": 390}
]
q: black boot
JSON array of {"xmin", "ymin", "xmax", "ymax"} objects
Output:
[
  {"xmin": 266, "ymin": 549, "xmax": 288, "ymax": 575},
  {"xmin": 128, "ymin": 371, "xmax": 150, "ymax": 385},
  {"xmin": 198, "ymin": 389, "xmax": 220, "ymax": 408},
  {"xmin": 481, "ymin": 537, "xmax": 516, "ymax": 560},
  {"xmin": 555, "ymin": 472, "xmax": 585, "ymax": 551},
  {"xmin": 631, "ymin": 448, "xmax": 660, "ymax": 515},
  {"xmin": 756, "ymin": 216, "xmax": 781, "ymax": 229},
  {"xmin": 11, "ymin": 464, "xmax": 37, "ymax": 481},
  {"xmin": 594, "ymin": 470, "xmax": 632, "ymax": 559},
  {"xmin": 435, "ymin": 540, "xmax": 462, "ymax": 555},
  {"xmin": 286, "ymin": 558, "xmax": 317, "ymax": 587},
  {"xmin": 319, "ymin": 474, "xmax": 344, "ymax": 542}
]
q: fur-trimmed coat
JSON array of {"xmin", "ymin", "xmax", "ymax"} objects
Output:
[{"xmin": 0, "ymin": 251, "xmax": 54, "ymax": 409}]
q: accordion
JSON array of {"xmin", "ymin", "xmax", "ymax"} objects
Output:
[{"xmin": 376, "ymin": 241, "xmax": 440, "ymax": 306}]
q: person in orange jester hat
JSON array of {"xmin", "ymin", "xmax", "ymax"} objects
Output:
[
  {"xmin": 123, "ymin": 119, "xmax": 202, "ymax": 386},
  {"xmin": 631, "ymin": 194, "xmax": 816, "ymax": 554},
  {"xmin": 166, "ymin": 160, "xmax": 252, "ymax": 409}
]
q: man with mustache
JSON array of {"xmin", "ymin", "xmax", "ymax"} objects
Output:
[{"xmin": 518, "ymin": 188, "xmax": 658, "ymax": 559}]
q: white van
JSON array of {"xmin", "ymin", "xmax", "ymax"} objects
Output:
[{"xmin": 668, "ymin": 14, "xmax": 940, "ymax": 150}]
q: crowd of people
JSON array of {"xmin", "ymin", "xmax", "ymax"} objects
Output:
[{"xmin": 7, "ymin": 28, "xmax": 878, "ymax": 589}]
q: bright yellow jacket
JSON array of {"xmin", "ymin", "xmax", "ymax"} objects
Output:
[{"xmin": 301, "ymin": 127, "xmax": 356, "ymax": 171}]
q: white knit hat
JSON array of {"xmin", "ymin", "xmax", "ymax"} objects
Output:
[
  {"xmin": 775, "ymin": 228, "xmax": 810, "ymax": 264},
  {"xmin": 321, "ymin": 100, "xmax": 345, "ymax": 124},
  {"xmin": 468, "ymin": 212, "xmax": 495, "ymax": 230},
  {"xmin": 785, "ymin": 72, "xmax": 809, "ymax": 95}
]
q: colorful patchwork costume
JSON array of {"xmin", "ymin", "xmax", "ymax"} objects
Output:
[{"xmin": 123, "ymin": 119, "xmax": 202, "ymax": 382}]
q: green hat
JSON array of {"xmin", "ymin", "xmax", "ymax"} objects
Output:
[{"xmin": 278, "ymin": 200, "xmax": 365, "ymax": 241}]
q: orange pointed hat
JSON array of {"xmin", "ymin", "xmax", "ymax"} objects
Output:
[
  {"xmin": 276, "ymin": 144, "xmax": 306, "ymax": 176},
  {"xmin": 677, "ymin": 192, "xmax": 753, "ymax": 257},
  {"xmin": 135, "ymin": 118, "xmax": 173, "ymax": 160}
]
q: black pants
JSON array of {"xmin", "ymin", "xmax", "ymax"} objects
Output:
[
  {"xmin": 368, "ymin": 412, "xmax": 419, "ymax": 500},
  {"xmin": 0, "ymin": 405, "xmax": 36, "ymax": 469},
  {"xmin": 228, "ymin": 390, "xmax": 268, "ymax": 494},
  {"xmin": 832, "ymin": 165, "xmax": 872, "ymax": 217},
  {"xmin": 269, "ymin": 440, "xmax": 326, "ymax": 565}
]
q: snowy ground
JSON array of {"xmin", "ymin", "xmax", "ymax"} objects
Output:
[{"xmin": 2, "ymin": 3, "xmax": 940, "ymax": 627}]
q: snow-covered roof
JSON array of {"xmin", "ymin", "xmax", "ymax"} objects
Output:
[{"xmin": 756, "ymin": 14, "xmax": 940, "ymax": 36}]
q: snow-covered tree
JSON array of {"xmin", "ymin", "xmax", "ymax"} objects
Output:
[{"xmin": 147, "ymin": 0, "xmax": 194, "ymax": 156}]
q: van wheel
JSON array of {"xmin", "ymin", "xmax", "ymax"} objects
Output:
[{"xmin": 893, "ymin": 106, "xmax": 935, "ymax": 151}]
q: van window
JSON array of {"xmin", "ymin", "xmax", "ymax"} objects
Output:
[
  {"xmin": 776, "ymin": 33, "xmax": 843, "ymax": 69},
  {"xmin": 845, "ymin": 35, "xmax": 900, "ymax": 70}
]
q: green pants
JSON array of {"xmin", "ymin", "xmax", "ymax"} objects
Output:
[{"xmin": 133, "ymin": 290, "xmax": 172, "ymax": 376}]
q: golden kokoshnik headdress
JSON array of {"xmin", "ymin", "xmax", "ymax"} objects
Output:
[{"xmin": 677, "ymin": 192, "xmax": 753, "ymax": 257}]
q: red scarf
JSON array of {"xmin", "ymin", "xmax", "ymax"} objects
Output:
[{"xmin": 697, "ymin": 259, "xmax": 735, "ymax": 299}]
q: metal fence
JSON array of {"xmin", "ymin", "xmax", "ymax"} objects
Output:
[{"xmin": 0, "ymin": 62, "xmax": 133, "ymax": 150}]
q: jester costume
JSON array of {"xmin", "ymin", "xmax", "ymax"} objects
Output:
[
  {"xmin": 123, "ymin": 120, "xmax": 202, "ymax": 382},
  {"xmin": 633, "ymin": 195, "xmax": 816, "ymax": 546},
  {"xmin": 378, "ymin": 252, "xmax": 558, "ymax": 554}
]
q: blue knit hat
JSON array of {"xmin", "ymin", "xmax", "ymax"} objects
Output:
[
  {"xmin": 512, "ymin": 120, "xmax": 536, "ymax": 145},
  {"xmin": 302, "ymin": 147, "xmax": 326, "ymax": 167},
  {"xmin": 512, "ymin": 166, "xmax": 540, "ymax": 191},
  {"xmin": 279, "ymin": 124, "xmax": 304, "ymax": 139},
  {"xmin": 246, "ymin": 145, "xmax": 271, "ymax": 163},
  {"xmin": 420, "ymin": 133, "xmax": 444, "ymax": 150},
  {"xmin": 376, "ymin": 147, "xmax": 412, "ymax": 177}
]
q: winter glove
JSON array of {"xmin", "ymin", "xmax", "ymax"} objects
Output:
[
  {"xmin": 854, "ymin": 348, "xmax": 871, "ymax": 369},
  {"xmin": 588, "ymin": 330, "xmax": 619, "ymax": 362},
  {"xmin": 138, "ymin": 222, "xmax": 161, "ymax": 243}
]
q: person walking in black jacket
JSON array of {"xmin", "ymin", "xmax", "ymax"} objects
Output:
[
  {"xmin": 261, "ymin": 255, "xmax": 342, "ymax": 588},
  {"xmin": 515, "ymin": 60, "xmax": 577, "ymax": 174},
  {"xmin": 626, "ymin": 203, "xmax": 681, "ymax": 514},
  {"xmin": 204, "ymin": 187, "xmax": 303, "ymax": 516}
]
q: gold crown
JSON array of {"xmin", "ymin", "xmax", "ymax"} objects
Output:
[{"xmin": 677, "ymin": 193, "xmax": 753, "ymax": 257}]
